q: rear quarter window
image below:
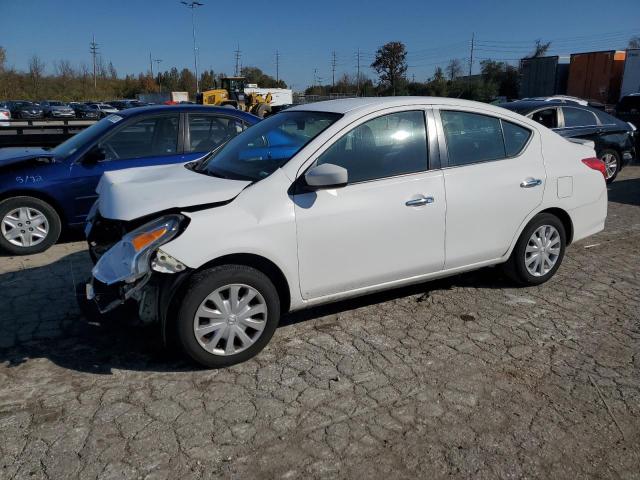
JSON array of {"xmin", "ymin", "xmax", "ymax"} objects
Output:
[{"xmin": 502, "ymin": 121, "xmax": 532, "ymax": 156}]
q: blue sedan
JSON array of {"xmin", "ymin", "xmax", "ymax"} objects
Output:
[{"xmin": 0, "ymin": 105, "xmax": 259, "ymax": 254}]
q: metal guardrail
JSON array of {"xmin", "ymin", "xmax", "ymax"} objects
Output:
[{"xmin": 0, "ymin": 119, "xmax": 97, "ymax": 148}]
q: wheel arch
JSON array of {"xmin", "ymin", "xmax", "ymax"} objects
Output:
[
  {"xmin": 538, "ymin": 207, "xmax": 574, "ymax": 245},
  {"xmin": 162, "ymin": 252, "xmax": 293, "ymax": 344}
]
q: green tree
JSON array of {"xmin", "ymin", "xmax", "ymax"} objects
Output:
[{"xmin": 371, "ymin": 41, "xmax": 408, "ymax": 95}]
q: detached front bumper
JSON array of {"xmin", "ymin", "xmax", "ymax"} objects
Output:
[
  {"xmin": 81, "ymin": 208, "xmax": 191, "ymax": 330},
  {"xmin": 80, "ymin": 269, "xmax": 191, "ymax": 342}
]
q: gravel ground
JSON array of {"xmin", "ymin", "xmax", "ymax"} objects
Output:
[{"xmin": 0, "ymin": 166, "xmax": 639, "ymax": 480}]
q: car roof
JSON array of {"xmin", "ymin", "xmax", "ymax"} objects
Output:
[
  {"xmin": 286, "ymin": 96, "xmax": 527, "ymax": 118},
  {"xmin": 117, "ymin": 104, "xmax": 260, "ymax": 123},
  {"xmin": 499, "ymin": 100, "xmax": 607, "ymax": 112}
]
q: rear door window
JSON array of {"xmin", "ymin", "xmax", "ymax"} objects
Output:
[
  {"xmin": 101, "ymin": 114, "xmax": 180, "ymax": 160},
  {"xmin": 187, "ymin": 114, "xmax": 246, "ymax": 152},
  {"xmin": 562, "ymin": 107, "xmax": 597, "ymax": 128},
  {"xmin": 441, "ymin": 111, "xmax": 505, "ymax": 166},
  {"xmin": 441, "ymin": 111, "xmax": 532, "ymax": 166},
  {"xmin": 529, "ymin": 108, "xmax": 558, "ymax": 129}
]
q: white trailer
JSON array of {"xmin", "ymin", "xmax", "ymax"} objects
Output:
[
  {"xmin": 620, "ymin": 49, "xmax": 640, "ymax": 99},
  {"xmin": 244, "ymin": 87, "xmax": 293, "ymax": 107}
]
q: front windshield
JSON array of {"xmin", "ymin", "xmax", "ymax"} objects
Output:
[
  {"xmin": 200, "ymin": 111, "xmax": 341, "ymax": 181},
  {"xmin": 52, "ymin": 115, "xmax": 120, "ymax": 158}
]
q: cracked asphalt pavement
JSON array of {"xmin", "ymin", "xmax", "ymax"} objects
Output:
[{"xmin": 1, "ymin": 166, "xmax": 639, "ymax": 479}]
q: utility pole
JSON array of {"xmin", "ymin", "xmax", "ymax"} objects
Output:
[
  {"xmin": 180, "ymin": 1, "xmax": 204, "ymax": 93},
  {"xmin": 331, "ymin": 51, "xmax": 337, "ymax": 88},
  {"xmin": 149, "ymin": 52, "xmax": 154, "ymax": 78},
  {"xmin": 90, "ymin": 35, "xmax": 99, "ymax": 93},
  {"xmin": 469, "ymin": 32, "xmax": 475, "ymax": 77},
  {"xmin": 154, "ymin": 58, "xmax": 163, "ymax": 91},
  {"xmin": 234, "ymin": 44, "xmax": 242, "ymax": 77},
  {"xmin": 356, "ymin": 48, "xmax": 361, "ymax": 96},
  {"xmin": 275, "ymin": 50, "xmax": 280, "ymax": 83}
]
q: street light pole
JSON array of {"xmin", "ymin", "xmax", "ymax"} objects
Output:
[{"xmin": 180, "ymin": 1, "xmax": 204, "ymax": 93}]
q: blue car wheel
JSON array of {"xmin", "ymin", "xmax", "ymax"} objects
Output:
[{"xmin": 0, "ymin": 196, "xmax": 61, "ymax": 255}]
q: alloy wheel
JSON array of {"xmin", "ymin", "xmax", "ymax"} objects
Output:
[{"xmin": 601, "ymin": 152, "xmax": 618, "ymax": 180}]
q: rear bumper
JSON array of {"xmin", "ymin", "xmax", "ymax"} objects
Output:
[{"xmin": 570, "ymin": 189, "xmax": 607, "ymax": 244}]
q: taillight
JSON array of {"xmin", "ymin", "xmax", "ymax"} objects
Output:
[{"xmin": 582, "ymin": 157, "xmax": 606, "ymax": 179}]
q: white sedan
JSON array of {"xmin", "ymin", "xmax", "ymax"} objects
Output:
[{"xmin": 85, "ymin": 97, "xmax": 608, "ymax": 368}]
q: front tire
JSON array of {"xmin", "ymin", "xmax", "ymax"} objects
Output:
[
  {"xmin": 0, "ymin": 196, "xmax": 61, "ymax": 255},
  {"xmin": 176, "ymin": 265, "xmax": 280, "ymax": 368},
  {"xmin": 504, "ymin": 213, "xmax": 566, "ymax": 286}
]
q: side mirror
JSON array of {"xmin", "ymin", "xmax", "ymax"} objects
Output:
[
  {"xmin": 304, "ymin": 163, "xmax": 348, "ymax": 190},
  {"xmin": 83, "ymin": 145, "xmax": 106, "ymax": 164}
]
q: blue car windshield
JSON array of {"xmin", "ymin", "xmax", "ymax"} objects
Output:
[
  {"xmin": 52, "ymin": 115, "xmax": 120, "ymax": 158},
  {"xmin": 199, "ymin": 111, "xmax": 341, "ymax": 181}
]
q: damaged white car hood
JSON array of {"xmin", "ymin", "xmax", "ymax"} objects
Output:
[{"xmin": 96, "ymin": 163, "xmax": 251, "ymax": 221}]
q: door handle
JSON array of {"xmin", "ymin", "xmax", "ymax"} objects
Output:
[
  {"xmin": 405, "ymin": 196, "xmax": 434, "ymax": 207},
  {"xmin": 520, "ymin": 178, "xmax": 542, "ymax": 188}
]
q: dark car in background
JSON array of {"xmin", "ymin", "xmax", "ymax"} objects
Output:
[
  {"xmin": 39, "ymin": 100, "xmax": 76, "ymax": 119},
  {"xmin": 6, "ymin": 101, "xmax": 44, "ymax": 119},
  {"xmin": 108, "ymin": 99, "xmax": 148, "ymax": 110},
  {"xmin": 615, "ymin": 93, "xmax": 640, "ymax": 147},
  {"xmin": 501, "ymin": 100, "xmax": 635, "ymax": 183},
  {"xmin": 0, "ymin": 105, "xmax": 259, "ymax": 255},
  {"xmin": 69, "ymin": 102, "xmax": 100, "ymax": 119}
]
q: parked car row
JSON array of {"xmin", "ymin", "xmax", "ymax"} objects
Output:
[{"xmin": 0, "ymin": 99, "xmax": 152, "ymax": 120}]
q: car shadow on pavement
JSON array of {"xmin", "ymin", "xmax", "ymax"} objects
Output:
[
  {"xmin": 0, "ymin": 249, "xmax": 511, "ymax": 375},
  {"xmin": 280, "ymin": 267, "xmax": 510, "ymax": 328},
  {"xmin": 608, "ymin": 176, "xmax": 640, "ymax": 206}
]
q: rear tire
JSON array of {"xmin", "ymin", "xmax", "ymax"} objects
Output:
[
  {"xmin": 0, "ymin": 196, "xmax": 61, "ymax": 255},
  {"xmin": 503, "ymin": 213, "xmax": 566, "ymax": 286},
  {"xmin": 599, "ymin": 149, "xmax": 620, "ymax": 184},
  {"xmin": 176, "ymin": 265, "xmax": 280, "ymax": 368}
]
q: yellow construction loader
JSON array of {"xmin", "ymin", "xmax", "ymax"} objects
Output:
[{"xmin": 197, "ymin": 77, "xmax": 272, "ymax": 118}]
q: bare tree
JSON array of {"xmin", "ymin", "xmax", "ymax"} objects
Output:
[
  {"xmin": 371, "ymin": 41, "xmax": 408, "ymax": 95},
  {"xmin": 528, "ymin": 40, "xmax": 552, "ymax": 58},
  {"xmin": 28, "ymin": 55, "xmax": 45, "ymax": 98},
  {"xmin": 108, "ymin": 61, "xmax": 118, "ymax": 80},
  {"xmin": 629, "ymin": 36, "xmax": 640, "ymax": 49},
  {"xmin": 55, "ymin": 60, "xmax": 75, "ymax": 80},
  {"xmin": 446, "ymin": 59, "xmax": 464, "ymax": 80}
]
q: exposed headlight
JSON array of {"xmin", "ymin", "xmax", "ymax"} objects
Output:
[{"xmin": 92, "ymin": 214, "xmax": 184, "ymax": 285}]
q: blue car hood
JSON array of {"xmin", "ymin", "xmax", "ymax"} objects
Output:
[{"xmin": 0, "ymin": 147, "xmax": 55, "ymax": 168}]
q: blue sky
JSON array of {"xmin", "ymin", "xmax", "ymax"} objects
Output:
[{"xmin": 2, "ymin": 0, "xmax": 639, "ymax": 90}]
